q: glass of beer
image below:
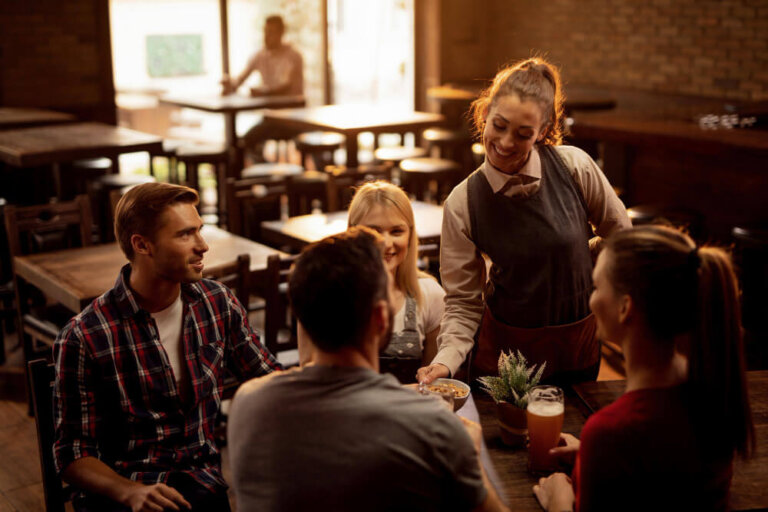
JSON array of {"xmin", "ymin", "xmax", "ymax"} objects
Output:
[{"xmin": 526, "ymin": 385, "xmax": 564, "ymax": 474}]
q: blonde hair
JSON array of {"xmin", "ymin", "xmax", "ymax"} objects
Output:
[
  {"xmin": 348, "ymin": 181, "xmax": 431, "ymax": 306},
  {"xmin": 470, "ymin": 56, "xmax": 565, "ymax": 146}
]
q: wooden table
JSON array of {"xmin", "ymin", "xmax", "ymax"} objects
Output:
[
  {"xmin": 0, "ymin": 122, "xmax": 162, "ymax": 199},
  {"xmin": 263, "ymin": 105, "xmax": 445, "ymax": 167},
  {"xmin": 260, "ymin": 200, "xmax": 443, "ymax": 252},
  {"xmin": 159, "ymin": 94, "xmax": 306, "ymax": 170},
  {"xmin": 13, "ymin": 225, "xmax": 287, "ymax": 314},
  {"xmin": 472, "ymin": 390, "xmax": 587, "ymax": 510},
  {"xmin": 0, "ymin": 108, "xmax": 76, "ymax": 130},
  {"xmin": 573, "ymin": 373, "xmax": 768, "ymax": 511}
]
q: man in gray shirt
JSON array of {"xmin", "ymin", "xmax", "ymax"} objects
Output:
[{"xmin": 227, "ymin": 227, "xmax": 508, "ymax": 512}]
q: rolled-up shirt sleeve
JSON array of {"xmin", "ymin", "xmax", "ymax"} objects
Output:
[
  {"xmin": 432, "ymin": 182, "xmax": 486, "ymax": 376},
  {"xmin": 53, "ymin": 321, "xmax": 102, "ymax": 474}
]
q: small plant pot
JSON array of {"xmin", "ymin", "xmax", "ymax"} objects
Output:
[{"xmin": 496, "ymin": 401, "xmax": 528, "ymax": 447}]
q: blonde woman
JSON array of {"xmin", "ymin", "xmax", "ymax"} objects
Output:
[{"xmin": 348, "ymin": 181, "xmax": 445, "ymax": 383}]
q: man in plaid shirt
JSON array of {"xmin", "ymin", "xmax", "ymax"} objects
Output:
[{"xmin": 53, "ymin": 183, "xmax": 281, "ymax": 511}]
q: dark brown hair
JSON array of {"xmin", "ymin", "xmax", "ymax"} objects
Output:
[
  {"xmin": 288, "ymin": 226, "xmax": 388, "ymax": 352},
  {"xmin": 114, "ymin": 182, "xmax": 199, "ymax": 260},
  {"xmin": 470, "ymin": 57, "xmax": 565, "ymax": 145},
  {"xmin": 605, "ymin": 225, "xmax": 754, "ymax": 457}
]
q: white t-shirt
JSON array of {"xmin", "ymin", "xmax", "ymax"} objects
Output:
[
  {"xmin": 151, "ymin": 293, "xmax": 184, "ymax": 382},
  {"xmin": 392, "ymin": 277, "xmax": 445, "ymax": 349}
]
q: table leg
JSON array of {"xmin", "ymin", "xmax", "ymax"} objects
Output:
[
  {"xmin": 345, "ymin": 132, "xmax": 359, "ymax": 168},
  {"xmin": 224, "ymin": 112, "xmax": 243, "ymax": 177}
]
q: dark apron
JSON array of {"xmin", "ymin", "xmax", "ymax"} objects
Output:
[
  {"xmin": 472, "ymin": 308, "xmax": 598, "ymax": 383},
  {"xmin": 380, "ymin": 295, "xmax": 422, "ymax": 384},
  {"xmin": 467, "ymin": 146, "xmax": 599, "ymax": 383}
]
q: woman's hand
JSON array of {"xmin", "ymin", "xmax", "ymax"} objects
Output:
[
  {"xmin": 416, "ymin": 363, "xmax": 450, "ymax": 385},
  {"xmin": 549, "ymin": 433, "xmax": 581, "ymax": 469},
  {"xmin": 533, "ymin": 473, "xmax": 574, "ymax": 512}
]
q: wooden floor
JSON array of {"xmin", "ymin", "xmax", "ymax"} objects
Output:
[{"xmin": 0, "ymin": 329, "xmax": 624, "ymax": 511}]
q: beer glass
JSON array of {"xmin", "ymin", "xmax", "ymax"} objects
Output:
[{"xmin": 526, "ymin": 385, "xmax": 564, "ymax": 474}]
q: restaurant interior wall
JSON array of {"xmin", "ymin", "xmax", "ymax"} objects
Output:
[
  {"xmin": 434, "ymin": 0, "xmax": 767, "ymax": 101},
  {"xmin": 0, "ymin": 0, "xmax": 116, "ymax": 123}
]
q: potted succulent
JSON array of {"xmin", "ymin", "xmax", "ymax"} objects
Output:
[{"xmin": 477, "ymin": 350, "xmax": 546, "ymax": 447}]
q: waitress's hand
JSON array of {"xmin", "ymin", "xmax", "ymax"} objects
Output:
[{"xmin": 416, "ymin": 363, "xmax": 450, "ymax": 385}]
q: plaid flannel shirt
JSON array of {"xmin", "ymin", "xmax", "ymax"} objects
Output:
[{"xmin": 53, "ymin": 264, "xmax": 281, "ymax": 492}]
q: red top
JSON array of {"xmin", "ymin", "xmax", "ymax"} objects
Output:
[{"xmin": 573, "ymin": 384, "xmax": 733, "ymax": 511}]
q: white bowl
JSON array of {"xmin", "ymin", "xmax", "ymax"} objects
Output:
[{"xmin": 430, "ymin": 378, "xmax": 471, "ymax": 411}]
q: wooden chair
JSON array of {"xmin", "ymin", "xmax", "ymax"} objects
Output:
[
  {"xmin": 202, "ymin": 253, "xmax": 251, "ymax": 308},
  {"xmin": 325, "ymin": 164, "xmax": 393, "ymax": 212},
  {"xmin": 5, "ymin": 196, "xmax": 94, "ymax": 362},
  {"xmin": 399, "ymin": 157, "xmax": 462, "ymax": 203},
  {"xmin": 225, "ymin": 176, "xmax": 287, "ymax": 242},
  {"xmin": 285, "ymin": 171, "xmax": 330, "ymax": 216},
  {"xmin": 255, "ymin": 254, "xmax": 298, "ymax": 367},
  {"xmin": 294, "ymin": 131, "xmax": 345, "ymax": 171},
  {"xmin": 28, "ymin": 358, "xmax": 71, "ymax": 512}
]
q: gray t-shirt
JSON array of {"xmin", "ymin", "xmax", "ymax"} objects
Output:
[{"xmin": 227, "ymin": 365, "xmax": 486, "ymax": 512}]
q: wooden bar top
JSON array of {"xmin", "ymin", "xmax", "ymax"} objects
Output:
[{"xmin": 0, "ymin": 122, "xmax": 163, "ymax": 167}]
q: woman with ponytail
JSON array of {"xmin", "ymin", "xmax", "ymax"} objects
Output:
[
  {"xmin": 417, "ymin": 57, "xmax": 630, "ymax": 385},
  {"xmin": 533, "ymin": 225, "xmax": 755, "ymax": 511}
]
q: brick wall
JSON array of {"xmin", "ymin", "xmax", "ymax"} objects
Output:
[
  {"xmin": 0, "ymin": 0, "xmax": 116, "ymax": 122},
  {"xmin": 441, "ymin": 0, "xmax": 768, "ymax": 101}
]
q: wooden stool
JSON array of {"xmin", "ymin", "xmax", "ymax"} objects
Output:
[
  {"xmin": 626, "ymin": 204, "xmax": 706, "ymax": 241},
  {"xmin": 373, "ymin": 146, "xmax": 428, "ymax": 165},
  {"xmin": 176, "ymin": 143, "xmax": 229, "ymax": 224},
  {"xmin": 90, "ymin": 174, "xmax": 156, "ymax": 241},
  {"xmin": 149, "ymin": 139, "xmax": 188, "ymax": 183},
  {"xmin": 423, "ymin": 127, "xmax": 474, "ymax": 170},
  {"xmin": 399, "ymin": 157, "xmax": 462, "ymax": 203},
  {"xmin": 241, "ymin": 162, "xmax": 304, "ymax": 180},
  {"xmin": 286, "ymin": 171, "xmax": 329, "ymax": 216},
  {"xmin": 294, "ymin": 131, "xmax": 345, "ymax": 171},
  {"xmin": 66, "ymin": 158, "xmax": 113, "ymax": 200}
]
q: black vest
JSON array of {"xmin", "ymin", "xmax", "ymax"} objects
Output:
[{"xmin": 468, "ymin": 145, "xmax": 593, "ymax": 328}]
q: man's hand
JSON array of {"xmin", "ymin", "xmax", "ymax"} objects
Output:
[
  {"xmin": 416, "ymin": 363, "xmax": 450, "ymax": 385},
  {"xmin": 549, "ymin": 433, "xmax": 581, "ymax": 469},
  {"xmin": 122, "ymin": 482, "xmax": 191, "ymax": 512},
  {"xmin": 532, "ymin": 473, "xmax": 574, "ymax": 512}
]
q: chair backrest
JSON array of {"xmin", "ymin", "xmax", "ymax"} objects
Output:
[
  {"xmin": 285, "ymin": 172, "xmax": 329, "ymax": 217},
  {"xmin": 325, "ymin": 164, "xmax": 393, "ymax": 212},
  {"xmin": 202, "ymin": 253, "xmax": 251, "ymax": 307},
  {"xmin": 4, "ymin": 195, "xmax": 93, "ymax": 260},
  {"xmin": 260, "ymin": 254, "xmax": 297, "ymax": 357},
  {"xmin": 226, "ymin": 177, "xmax": 286, "ymax": 239},
  {"xmin": 28, "ymin": 358, "xmax": 68, "ymax": 512}
]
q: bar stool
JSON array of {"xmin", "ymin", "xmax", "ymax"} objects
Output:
[
  {"xmin": 66, "ymin": 158, "xmax": 113, "ymax": 200},
  {"xmin": 294, "ymin": 132, "xmax": 345, "ymax": 171},
  {"xmin": 373, "ymin": 146, "xmax": 428, "ymax": 186},
  {"xmin": 285, "ymin": 171, "xmax": 329, "ymax": 216},
  {"xmin": 731, "ymin": 224, "xmax": 768, "ymax": 369},
  {"xmin": 90, "ymin": 174, "xmax": 156, "ymax": 241},
  {"xmin": 626, "ymin": 204, "xmax": 706, "ymax": 242},
  {"xmin": 399, "ymin": 157, "xmax": 462, "ymax": 203},
  {"xmin": 149, "ymin": 139, "xmax": 188, "ymax": 183},
  {"xmin": 423, "ymin": 127, "xmax": 474, "ymax": 170},
  {"xmin": 176, "ymin": 143, "xmax": 229, "ymax": 225},
  {"xmin": 241, "ymin": 162, "xmax": 304, "ymax": 180}
]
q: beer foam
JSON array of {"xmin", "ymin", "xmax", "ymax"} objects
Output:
[{"xmin": 527, "ymin": 401, "xmax": 564, "ymax": 417}]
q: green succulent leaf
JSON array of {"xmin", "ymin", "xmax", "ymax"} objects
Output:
[{"xmin": 476, "ymin": 350, "xmax": 547, "ymax": 409}]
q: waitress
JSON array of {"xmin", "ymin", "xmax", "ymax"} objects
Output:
[{"xmin": 417, "ymin": 57, "xmax": 630, "ymax": 386}]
